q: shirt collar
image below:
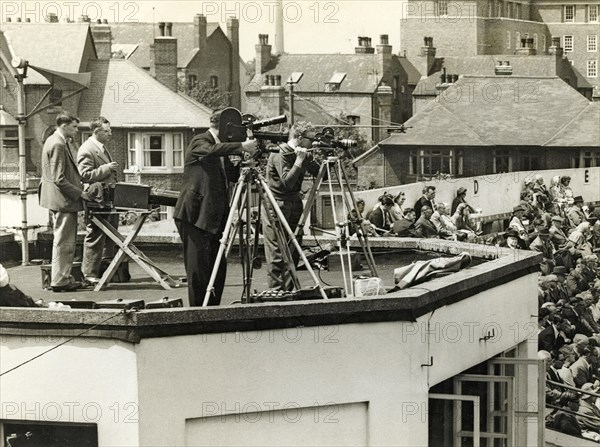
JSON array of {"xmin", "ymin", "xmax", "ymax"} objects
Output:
[
  {"xmin": 208, "ymin": 128, "xmax": 221, "ymax": 144},
  {"xmin": 89, "ymin": 135, "xmax": 104, "ymax": 150}
]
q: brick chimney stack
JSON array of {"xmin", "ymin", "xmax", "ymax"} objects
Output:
[
  {"xmin": 375, "ymin": 83, "xmax": 392, "ymax": 142},
  {"xmin": 260, "ymin": 74, "xmax": 285, "ymax": 116},
  {"xmin": 227, "ymin": 17, "xmax": 241, "ymax": 108},
  {"xmin": 91, "ymin": 22, "xmax": 112, "ymax": 60},
  {"xmin": 255, "ymin": 34, "xmax": 272, "ymax": 75},
  {"xmin": 194, "ymin": 14, "xmax": 208, "ymax": 69},
  {"xmin": 377, "ymin": 34, "xmax": 393, "ymax": 88},
  {"xmin": 516, "ymin": 37, "xmax": 536, "ymax": 55},
  {"xmin": 151, "ymin": 22, "xmax": 178, "ymax": 92},
  {"xmin": 355, "ymin": 36, "xmax": 375, "ymax": 54},
  {"xmin": 416, "ymin": 36, "xmax": 436, "ymax": 77}
]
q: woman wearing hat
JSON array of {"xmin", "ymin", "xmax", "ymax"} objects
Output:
[
  {"xmin": 450, "ymin": 187, "xmax": 475, "ymax": 216},
  {"xmin": 451, "ymin": 203, "xmax": 478, "ymax": 239},
  {"xmin": 509, "ymin": 205, "xmax": 530, "ymax": 244}
]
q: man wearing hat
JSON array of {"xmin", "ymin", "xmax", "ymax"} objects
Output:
[
  {"xmin": 504, "ymin": 229, "xmax": 525, "ymax": 249},
  {"xmin": 576, "ymin": 382, "xmax": 600, "ymax": 432},
  {"xmin": 569, "ymin": 196, "xmax": 588, "ymax": 229},
  {"xmin": 530, "ymin": 228, "xmax": 554, "ymax": 274},
  {"xmin": 509, "ymin": 205, "xmax": 530, "ymax": 243}
]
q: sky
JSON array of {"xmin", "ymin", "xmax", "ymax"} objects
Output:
[{"xmin": 2, "ymin": 1, "xmax": 408, "ymax": 61}]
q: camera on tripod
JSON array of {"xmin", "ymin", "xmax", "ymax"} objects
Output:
[
  {"xmin": 219, "ymin": 107, "xmax": 288, "ymax": 146},
  {"xmin": 309, "ymin": 127, "xmax": 357, "ymax": 157}
]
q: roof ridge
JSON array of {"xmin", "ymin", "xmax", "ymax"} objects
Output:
[{"xmin": 542, "ymin": 102, "xmax": 594, "ymax": 146}]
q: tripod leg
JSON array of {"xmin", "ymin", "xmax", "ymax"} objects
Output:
[
  {"xmin": 338, "ymin": 161, "xmax": 379, "ymax": 277},
  {"xmin": 257, "ymin": 174, "xmax": 329, "ymax": 300},
  {"xmin": 203, "ymin": 176, "xmax": 246, "ymax": 307},
  {"xmin": 256, "ymin": 184, "xmax": 302, "ymax": 291},
  {"xmin": 293, "ymin": 162, "xmax": 329, "ymax": 238}
]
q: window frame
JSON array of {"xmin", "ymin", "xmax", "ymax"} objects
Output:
[
  {"xmin": 588, "ymin": 35, "xmax": 598, "ymax": 52},
  {"xmin": 564, "ymin": 5, "xmax": 575, "ymax": 22},
  {"xmin": 127, "ymin": 131, "xmax": 185, "ymax": 173},
  {"xmin": 588, "ymin": 60, "xmax": 598, "ymax": 77},
  {"xmin": 589, "ymin": 5, "xmax": 598, "ymax": 22},
  {"xmin": 564, "ymin": 35, "xmax": 574, "ymax": 52}
]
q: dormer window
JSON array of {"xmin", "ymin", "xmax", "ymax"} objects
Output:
[{"xmin": 325, "ymin": 72, "xmax": 346, "ymax": 92}]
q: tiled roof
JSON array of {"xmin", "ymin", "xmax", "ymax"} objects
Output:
[
  {"xmin": 0, "ymin": 23, "xmax": 92, "ymax": 84},
  {"xmin": 398, "ymin": 57, "xmax": 422, "ymax": 86},
  {"xmin": 77, "ymin": 59, "xmax": 212, "ymax": 128},
  {"xmin": 380, "ymin": 76, "xmax": 591, "ymax": 147},
  {"xmin": 414, "ymin": 55, "xmax": 592, "ymax": 96},
  {"xmin": 110, "ymin": 22, "xmax": 220, "ymax": 68},
  {"xmin": 250, "ymin": 54, "xmax": 384, "ymax": 93},
  {"xmin": 245, "ymin": 94, "xmax": 341, "ymax": 125},
  {"xmin": 543, "ymin": 103, "xmax": 600, "ymax": 147}
]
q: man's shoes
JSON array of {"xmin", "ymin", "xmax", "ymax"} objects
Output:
[
  {"xmin": 83, "ymin": 276, "xmax": 101, "ymax": 286},
  {"xmin": 51, "ymin": 281, "xmax": 83, "ymax": 292}
]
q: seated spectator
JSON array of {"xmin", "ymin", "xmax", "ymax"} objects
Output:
[
  {"xmin": 568, "ymin": 196, "xmax": 587, "ymax": 229},
  {"xmin": 452, "ymin": 203, "xmax": 478, "ymax": 237},
  {"xmin": 431, "ymin": 202, "xmax": 458, "ymax": 239},
  {"xmin": 560, "ymin": 176, "xmax": 574, "ymax": 206},
  {"xmin": 369, "ymin": 196, "xmax": 394, "ymax": 234},
  {"xmin": 570, "ymin": 347, "xmax": 597, "ymax": 388},
  {"xmin": 549, "ymin": 175, "xmax": 565, "ymax": 214},
  {"xmin": 533, "ymin": 174, "xmax": 550, "ymax": 202},
  {"xmin": 389, "ymin": 192, "xmax": 406, "ymax": 223},
  {"xmin": 392, "ymin": 208, "xmax": 418, "ymax": 237},
  {"xmin": 414, "ymin": 185, "xmax": 436, "ymax": 220},
  {"xmin": 575, "ymin": 383, "xmax": 600, "ymax": 433},
  {"xmin": 530, "ymin": 228, "xmax": 555, "ymax": 274},
  {"xmin": 414, "ymin": 206, "xmax": 439, "ymax": 238},
  {"xmin": 569, "ymin": 222, "xmax": 594, "ymax": 258},
  {"xmin": 347, "ymin": 199, "xmax": 378, "ymax": 237},
  {"xmin": 450, "ymin": 187, "xmax": 475, "ymax": 215},
  {"xmin": 558, "ymin": 345, "xmax": 578, "ymax": 386},
  {"xmin": 508, "ymin": 205, "xmax": 530, "ymax": 242},
  {"xmin": 505, "ymin": 229, "xmax": 527, "ymax": 249}
]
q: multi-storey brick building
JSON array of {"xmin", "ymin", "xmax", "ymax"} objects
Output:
[{"xmin": 400, "ymin": 0, "xmax": 600, "ymax": 98}]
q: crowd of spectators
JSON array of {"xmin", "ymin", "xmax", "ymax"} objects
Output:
[{"xmin": 349, "ymin": 176, "xmax": 600, "ymax": 440}]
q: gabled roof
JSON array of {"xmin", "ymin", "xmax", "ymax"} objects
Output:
[
  {"xmin": 414, "ymin": 55, "xmax": 592, "ymax": 96},
  {"xmin": 543, "ymin": 103, "xmax": 600, "ymax": 147},
  {"xmin": 110, "ymin": 22, "xmax": 221, "ymax": 68},
  {"xmin": 78, "ymin": 59, "xmax": 211, "ymax": 128},
  {"xmin": 398, "ymin": 57, "xmax": 422, "ymax": 86},
  {"xmin": 245, "ymin": 94, "xmax": 341, "ymax": 125},
  {"xmin": 380, "ymin": 76, "xmax": 591, "ymax": 147},
  {"xmin": 250, "ymin": 54, "xmax": 384, "ymax": 93},
  {"xmin": 0, "ymin": 23, "xmax": 94, "ymax": 84}
]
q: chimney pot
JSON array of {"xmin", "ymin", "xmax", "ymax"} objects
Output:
[
  {"xmin": 275, "ymin": 75, "xmax": 281, "ymax": 86},
  {"xmin": 25, "ymin": 18, "xmax": 31, "ymax": 22},
  {"xmin": 102, "ymin": 19, "xmax": 108, "ymax": 24},
  {"xmin": 16, "ymin": 17, "xmax": 21, "ymax": 22},
  {"xmin": 165, "ymin": 22, "xmax": 173, "ymax": 36},
  {"xmin": 380, "ymin": 34, "xmax": 389, "ymax": 45},
  {"xmin": 158, "ymin": 22, "xmax": 165, "ymax": 36}
]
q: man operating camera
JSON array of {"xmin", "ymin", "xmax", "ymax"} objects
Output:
[{"xmin": 263, "ymin": 123, "xmax": 320, "ymax": 291}]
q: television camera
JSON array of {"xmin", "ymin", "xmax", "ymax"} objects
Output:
[{"xmin": 219, "ymin": 107, "xmax": 288, "ymax": 154}]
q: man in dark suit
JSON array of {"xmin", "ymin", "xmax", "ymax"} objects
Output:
[
  {"xmin": 77, "ymin": 116, "xmax": 119, "ymax": 283},
  {"xmin": 413, "ymin": 185, "xmax": 436, "ymax": 220},
  {"xmin": 414, "ymin": 205, "xmax": 439, "ymax": 238},
  {"xmin": 174, "ymin": 111, "xmax": 257, "ymax": 306},
  {"xmin": 570, "ymin": 348, "xmax": 597, "ymax": 388},
  {"xmin": 39, "ymin": 113, "xmax": 91, "ymax": 291}
]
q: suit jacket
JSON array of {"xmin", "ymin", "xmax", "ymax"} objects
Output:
[
  {"xmin": 173, "ymin": 131, "xmax": 243, "ymax": 235},
  {"xmin": 39, "ymin": 132, "xmax": 84, "ymax": 212},
  {"xmin": 77, "ymin": 137, "xmax": 117, "ymax": 185},
  {"xmin": 570, "ymin": 356, "xmax": 594, "ymax": 388},
  {"xmin": 538, "ymin": 324, "xmax": 565, "ymax": 352},
  {"xmin": 576, "ymin": 399, "xmax": 600, "ymax": 432},
  {"xmin": 414, "ymin": 196, "xmax": 433, "ymax": 219},
  {"xmin": 414, "ymin": 215, "xmax": 439, "ymax": 238},
  {"xmin": 369, "ymin": 207, "xmax": 392, "ymax": 231}
]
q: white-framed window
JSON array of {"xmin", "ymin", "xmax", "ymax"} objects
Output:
[
  {"xmin": 588, "ymin": 35, "xmax": 598, "ymax": 52},
  {"xmin": 127, "ymin": 131, "xmax": 184, "ymax": 172},
  {"xmin": 564, "ymin": 35, "xmax": 574, "ymax": 52},
  {"xmin": 589, "ymin": 5, "xmax": 598, "ymax": 22},
  {"xmin": 435, "ymin": 0, "xmax": 449, "ymax": 16},
  {"xmin": 542, "ymin": 35, "xmax": 547, "ymax": 52},
  {"xmin": 564, "ymin": 5, "xmax": 575, "ymax": 22},
  {"xmin": 534, "ymin": 33, "xmax": 538, "ymax": 49},
  {"xmin": 588, "ymin": 60, "xmax": 598, "ymax": 77},
  {"xmin": 506, "ymin": 31, "xmax": 511, "ymax": 49}
]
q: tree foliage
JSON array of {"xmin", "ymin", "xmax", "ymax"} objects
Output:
[{"xmin": 178, "ymin": 79, "xmax": 232, "ymax": 110}]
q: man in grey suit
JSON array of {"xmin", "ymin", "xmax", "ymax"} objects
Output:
[
  {"xmin": 77, "ymin": 116, "xmax": 119, "ymax": 283},
  {"xmin": 39, "ymin": 113, "xmax": 91, "ymax": 291}
]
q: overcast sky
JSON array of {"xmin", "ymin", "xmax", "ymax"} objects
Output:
[{"xmin": 6, "ymin": 1, "xmax": 407, "ymax": 61}]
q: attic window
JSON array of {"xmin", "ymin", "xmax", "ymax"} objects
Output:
[{"xmin": 325, "ymin": 72, "xmax": 346, "ymax": 92}]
